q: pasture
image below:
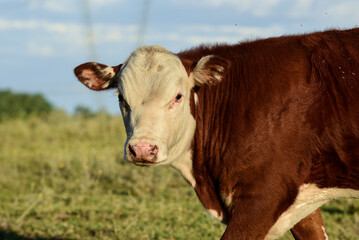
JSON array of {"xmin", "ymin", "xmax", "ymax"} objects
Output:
[{"xmin": 0, "ymin": 111, "xmax": 358, "ymax": 239}]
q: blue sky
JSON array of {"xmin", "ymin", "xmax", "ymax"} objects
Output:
[{"xmin": 1, "ymin": 0, "xmax": 359, "ymax": 114}]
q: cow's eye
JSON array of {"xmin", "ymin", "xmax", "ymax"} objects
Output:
[
  {"xmin": 174, "ymin": 93, "xmax": 182, "ymax": 102},
  {"xmin": 169, "ymin": 91, "xmax": 183, "ymax": 109}
]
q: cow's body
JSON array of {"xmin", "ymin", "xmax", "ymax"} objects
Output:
[
  {"xmin": 74, "ymin": 28, "xmax": 359, "ymax": 239},
  {"xmin": 176, "ymin": 28, "xmax": 359, "ymax": 239}
]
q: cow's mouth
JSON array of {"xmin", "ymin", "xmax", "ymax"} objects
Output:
[
  {"xmin": 132, "ymin": 160, "xmax": 159, "ymax": 166},
  {"xmin": 125, "ymin": 151, "xmax": 169, "ymax": 166}
]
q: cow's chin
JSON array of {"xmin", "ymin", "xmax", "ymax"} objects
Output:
[
  {"xmin": 127, "ymin": 157, "xmax": 169, "ymax": 167},
  {"xmin": 131, "ymin": 159, "xmax": 168, "ymax": 167}
]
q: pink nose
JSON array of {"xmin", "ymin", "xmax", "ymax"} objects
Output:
[{"xmin": 128, "ymin": 142, "xmax": 158, "ymax": 163}]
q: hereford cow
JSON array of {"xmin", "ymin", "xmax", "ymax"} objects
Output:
[{"xmin": 74, "ymin": 28, "xmax": 359, "ymax": 239}]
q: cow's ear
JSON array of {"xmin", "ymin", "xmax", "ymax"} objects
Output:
[
  {"xmin": 74, "ymin": 62, "xmax": 122, "ymax": 91},
  {"xmin": 191, "ymin": 55, "xmax": 230, "ymax": 86}
]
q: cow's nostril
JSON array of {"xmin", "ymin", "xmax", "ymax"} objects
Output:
[
  {"xmin": 128, "ymin": 144, "xmax": 137, "ymax": 158},
  {"xmin": 149, "ymin": 145, "xmax": 158, "ymax": 156},
  {"xmin": 128, "ymin": 142, "xmax": 159, "ymax": 163}
]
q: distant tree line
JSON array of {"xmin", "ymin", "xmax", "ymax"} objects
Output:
[
  {"xmin": 0, "ymin": 90, "xmax": 108, "ymax": 122},
  {"xmin": 74, "ymin": 105, "xmax": 96, "ymax": 118},
  {"xmin": 0, "ymin": 90, "xmax": 53, "ymax": 121}
]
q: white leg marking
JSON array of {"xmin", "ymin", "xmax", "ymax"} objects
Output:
[
  {"xmin": 207, "ymin": 209, "xmax": 223, "ymax": 222},
  {"xmin": 322, "ymin": 226, "xmax": 329, "ymax": 240},
  {"xmin": 265, "ymin": 184, "xmax": 359, "ymax": 240}
]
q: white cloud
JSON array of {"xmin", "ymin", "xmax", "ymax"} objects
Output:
[
  {"xmin": 170, "ymin": 0, "xmax": 359, "ymax": 22},
  {"xmin": 0, "ymin": 17, "xmax": 287, "ymax": 57},
  {"xmin": 167, "ymin": 24, "xmax": 285, "ymax": 45},
  {"xmin": 0, "ymin": 19, "xmax": 81, "ymax": 34},
  {"xmin": 171, "ymin": 0, "xmax": 281, "ymax": 17},
  {"xmin": 91, "ymin": 0, "xmax": 124, "ymax": 7},
  {"xmin": 179, "ymin": 24, "xmax": 284, "ymax": 36},
  {"xmin": 96, "ymin": 24, "xmax": 138, "ymax": 43},
  {"xmin": 0, "ymin": 19, "xmax": 35, "ymax": 30},
  {"xmin": 27, "ymin": 0, "xmax": 123, "ymax": 14},
  {"xmin": 0, "ymin": 18, "xmax": 83, "ymax": 56},
  {"xmin": 28, "ymin": 0, "xmax": 74, "ymax": 14},
  {"xmin": 43, "ymin": 1, "xmax": 73, "ymax": 13},
  {"xmin": 0, "ymin": 18, "xmax": 137, "ymax": 57}
]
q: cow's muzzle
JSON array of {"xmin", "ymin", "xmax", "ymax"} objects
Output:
[{"xmin": 127, "ymin": 141, "xmax": 159, "ymax": 165}]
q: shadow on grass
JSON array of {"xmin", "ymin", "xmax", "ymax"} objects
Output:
[
  {"xmin": 321, "ymin": 206, "xmax": 345, "ymax": 215},
  {"xmin": 0, "ymin": 230, "xmax": 71, "ymax": 240}
]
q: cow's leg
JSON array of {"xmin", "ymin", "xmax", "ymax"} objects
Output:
[
  {"xmin": 221, "ymin": 202, "xmax": 327, "ymax": 240},
  {"xmin": 219, "ymin": 171, "xmax": 305, "ymax": 240},
  {"xmin": 290, "ymin": 209, "xmax": 328, "ymax": 240},
  {"xmin": 220, "ymin": 193, "xmax": 285, "ymax": 240}
]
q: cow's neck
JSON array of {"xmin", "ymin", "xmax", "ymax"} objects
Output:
[
  {"xmin": 188, "ymin": 83, "xmax": 234, "ymax": 223},
  {"xmin": 175, "ymin": 48, "xmax": 243, "ymax": 223}
]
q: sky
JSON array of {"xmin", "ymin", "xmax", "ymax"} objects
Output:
[{"xmin": 1, "ymin": 0, "xmax": 359, "ymax": 115}]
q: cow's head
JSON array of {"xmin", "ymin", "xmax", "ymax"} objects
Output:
[{"xmin": 74, "ymin": 46, "xmax": 229, "ymax": 166}]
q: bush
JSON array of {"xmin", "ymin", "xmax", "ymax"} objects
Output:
[
  {"xmin": 74, "ymin": 106, "xmax": 111, "ymax": 119},
  {"xmin": 74, "ymin": 105, "xmax": 94, "ymax": 118},
  {"xmin": 0, "ymin": 90, "xmax": 53, "ymax": 121}
]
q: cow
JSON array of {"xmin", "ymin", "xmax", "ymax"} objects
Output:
[{"xmin": 74, "ymin": 28, "xmax": 359, "ymax": 239}]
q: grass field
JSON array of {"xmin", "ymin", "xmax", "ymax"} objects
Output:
[{"xmin": 0, "ymin": 111, "xmax": 358, "ymax": 240}]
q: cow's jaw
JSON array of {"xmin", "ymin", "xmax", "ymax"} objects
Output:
[{"xmin": 118, "ymin": 46, "xmax": 196, "ymax": 166}]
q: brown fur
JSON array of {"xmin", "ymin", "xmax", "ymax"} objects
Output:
[
  {"xmin": 179, "ymin": 28, "xmax": 359, "ymax": 239},
  {"xmin": 291, "ymin": 209, "xmax": 327, "ymax": 240}
]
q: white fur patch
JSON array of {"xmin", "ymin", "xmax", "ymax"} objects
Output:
[
  {"xmin": 322, "ymin": 226, "xmax": 329, "ymax": 240},
  {"xmin": 221, "ymin": 191, "xmax": 234, "ymax": 208},
  {"xmin": 171, "ymin": 151, "xmax": 196, "ymax": 187},
  {"xmin": 101, "ymin": 66, "xmax": 116, "ymax": 88},
  {"xmin": 216, "ymin": 66, "xmax": 225, "ymax": 73},
  {"xmin": 102, "ymin": 65, "xmax": 115, "ymax": 76},
  {"xmin": 213, "ymin": 73, "xmax": 221, "ymax": 81},
  {"xmin": 83, "ymin": 78, "xmax": 96, "ymax": 88},
  {"xmin": 81, "ymin": 69, "xmax": 97, "ymax": 88},
  {"xmin": 100, "ymin": 81, "xmax": 110, "ymax": 89},
  {"xmin": 194, "ymin": 93, "xmax": 199, "ymax": 105},
  {"xmin": 265, "ymin": 184, "xmax": 359, "ymax": 240},
  {"xmin": 207, "ymin": 209, "xmax": 223, "ymax": 221},
  {"xmin": 81, "ymin": 64, "xmax": 115, "ymax": 89}
]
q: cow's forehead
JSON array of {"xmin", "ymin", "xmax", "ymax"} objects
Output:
[
  {"xmin": 123, "ymin": 46, "xmax": 179, "ymax": 68},
  {"xmin": 119, "ymin": 46, "xmax": 188, "ymax": 103}
]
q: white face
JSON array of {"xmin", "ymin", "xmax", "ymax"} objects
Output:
[
  {"xmin": 117, "ymin": 46, "xmax": 196, "ymax": 166},
  {"xmin": 74, "ymin": 45, "xmax": 228, "ymax": 167}
]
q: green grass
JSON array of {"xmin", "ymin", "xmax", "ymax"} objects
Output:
[{"xmin": 0, "ymin": 111, "xmax": 358, "ymax": 239}]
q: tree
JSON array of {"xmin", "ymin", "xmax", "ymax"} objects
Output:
[
  {"xmin": 74, "ymin": 105, "xmax": 94, "ymax": 118},
  {"xmin": 0, "ymin": 90, "xmax": 53, "ymax": 121}
]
